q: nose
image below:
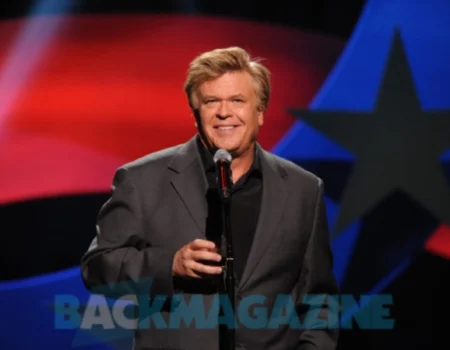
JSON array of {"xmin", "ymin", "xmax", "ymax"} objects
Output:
[{"xmin": 216, "ymin": 101, "xmax": 232, "ymax": 119}]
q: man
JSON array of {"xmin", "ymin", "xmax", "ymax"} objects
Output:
[{"xmin": 81, "ymin": 46, "xmax": 339, "ymax": 350}]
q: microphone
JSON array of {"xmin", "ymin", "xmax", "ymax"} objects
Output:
[
  {"xmin": 213, "ymin": 149, "xmax": 232, "ymax": 200},
  {"xmin": 213, "ymin": 148, "xmax": 236, "ymax": 349}
]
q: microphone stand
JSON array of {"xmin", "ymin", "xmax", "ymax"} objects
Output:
[
  {"xmin": 193, "ymin": 112, "xmax": 236, "ymax": 349},
  {"xmin": 217, "ymin": 160, "xmax": 236, "ymax": 350}
]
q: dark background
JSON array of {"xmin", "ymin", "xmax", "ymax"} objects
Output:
[{"xmin": 0, "ymin": 0, "xmax": 365, "ymax": 37}]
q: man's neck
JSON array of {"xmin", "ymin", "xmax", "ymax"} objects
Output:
[
  {"xmin": 197, "ymin": 134, "xmax": 256, "ymax": 183},
  {"xmin": 230, "ymin": 145, "xmax": 255, "ymax": 183}
]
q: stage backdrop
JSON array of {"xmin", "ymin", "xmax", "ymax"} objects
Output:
[{"xmin": 0, "ymin": 13, "xmax": 344, "ymax": 350}]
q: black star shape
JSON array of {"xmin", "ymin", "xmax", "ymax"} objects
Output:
[{"xmin": 290, "ymin": 29, "xmax": 450, "ymax": 236}]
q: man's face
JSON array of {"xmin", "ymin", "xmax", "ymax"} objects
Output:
[{"xmin": 195, "ymin": 71, "xmax": 264, "ymax": 157}]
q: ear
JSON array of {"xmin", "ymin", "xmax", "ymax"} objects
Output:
[
  {"xmin": 192, "ymin": 108, "xmax": 201, "ymax": 129},
  {"xmin": 188, "ymin": 111, "xmax": 197, "ymax": 128},
  {"xmin": 258, "ymin": 110, "xmax": 264, "ymax": 127}
]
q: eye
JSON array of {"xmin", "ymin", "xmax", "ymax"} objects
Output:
[{"xmin": 233, "ymin": 99, "xmax": 244, "ymax": 103}]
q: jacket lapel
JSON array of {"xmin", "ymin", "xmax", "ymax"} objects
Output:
[
  {"xmin": 167, "ymin": 138, "xmax": 289, "ymax": 292},
  {"xmin": 238, "ymin": 147, "xmax": 288, "ymax": 292},
  {"xmin": 168, "ymin": 136, "xmax": 208, "ymax": 235}
]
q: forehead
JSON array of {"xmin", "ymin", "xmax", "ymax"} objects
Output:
[{"xmin": 198, "ymin": 71, "xmax": 256, "ymax": 96}]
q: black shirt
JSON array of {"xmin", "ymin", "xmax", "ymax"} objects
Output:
[{"xmin": 196, "ymin": 136, "xmax": 262, "ymax": 284}]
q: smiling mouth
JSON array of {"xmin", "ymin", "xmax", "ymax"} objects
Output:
[{"xmin": 215, "ymin": 126, "xmax": 239, "ymax": 130}]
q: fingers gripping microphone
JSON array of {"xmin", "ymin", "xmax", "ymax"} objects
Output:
[{"xmin": 213, "ymin": 149, "xmax": 233, "ymax": 200}]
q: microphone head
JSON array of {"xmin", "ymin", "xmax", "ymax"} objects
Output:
[{"xmin": 213, "ymin": 149, "xmax": 232, "ymax": 163}]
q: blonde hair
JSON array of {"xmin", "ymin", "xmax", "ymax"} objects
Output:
[{"xmin": 184, "ymin": 47, "xmax": 271, "ymax": 112}]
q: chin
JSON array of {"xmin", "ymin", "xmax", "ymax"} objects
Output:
[{"xmin": 215, "ymin": 142, "xmax": 239, "ymax": 153}]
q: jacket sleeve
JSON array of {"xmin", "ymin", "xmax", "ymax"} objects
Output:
[
  {"xmin": 80, "ymin": 166, "xmax": 177, "ymax": 299},
  {"xmin": 297, "ymin": 178, "xmax": 340, "ymax": 350}
]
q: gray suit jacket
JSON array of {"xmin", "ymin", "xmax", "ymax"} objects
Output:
[{"xmin": 81, "ymin": 135, "xmax": 339, "ymax": 350}]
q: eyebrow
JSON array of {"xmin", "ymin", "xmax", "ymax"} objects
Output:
[
  {"xmin": 202, "ymin": 94, "xmax": 246, "ymax": 100},
  {"xmin": 230, "ymin": 94, "xmax": 246, "ymax": 99}
]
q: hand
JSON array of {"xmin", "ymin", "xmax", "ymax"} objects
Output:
[{"xmin": 172, "ymin": 239, "xmax": 223, "ymax": 278}]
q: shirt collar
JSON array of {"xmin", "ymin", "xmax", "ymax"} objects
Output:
[{"xmin": 195, "ymin": 134, "xmax": 261, "ymax": 175}]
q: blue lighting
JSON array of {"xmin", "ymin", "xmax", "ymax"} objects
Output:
[
  {"xmin": 0, "ymin": 0, "xmax": 73, "ymax": 131},
  {"xmin": 272, "ymin": 0, "xmax": 450, "ymax": 299}
]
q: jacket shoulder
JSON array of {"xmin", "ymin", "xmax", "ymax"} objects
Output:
[
  {"xmin": 268, "ymin": 152, "xmax": 321, "ymax": 187},
  {"xmin": 120, "ymin": 144, "xmax": 183, "ymax": 172}
]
